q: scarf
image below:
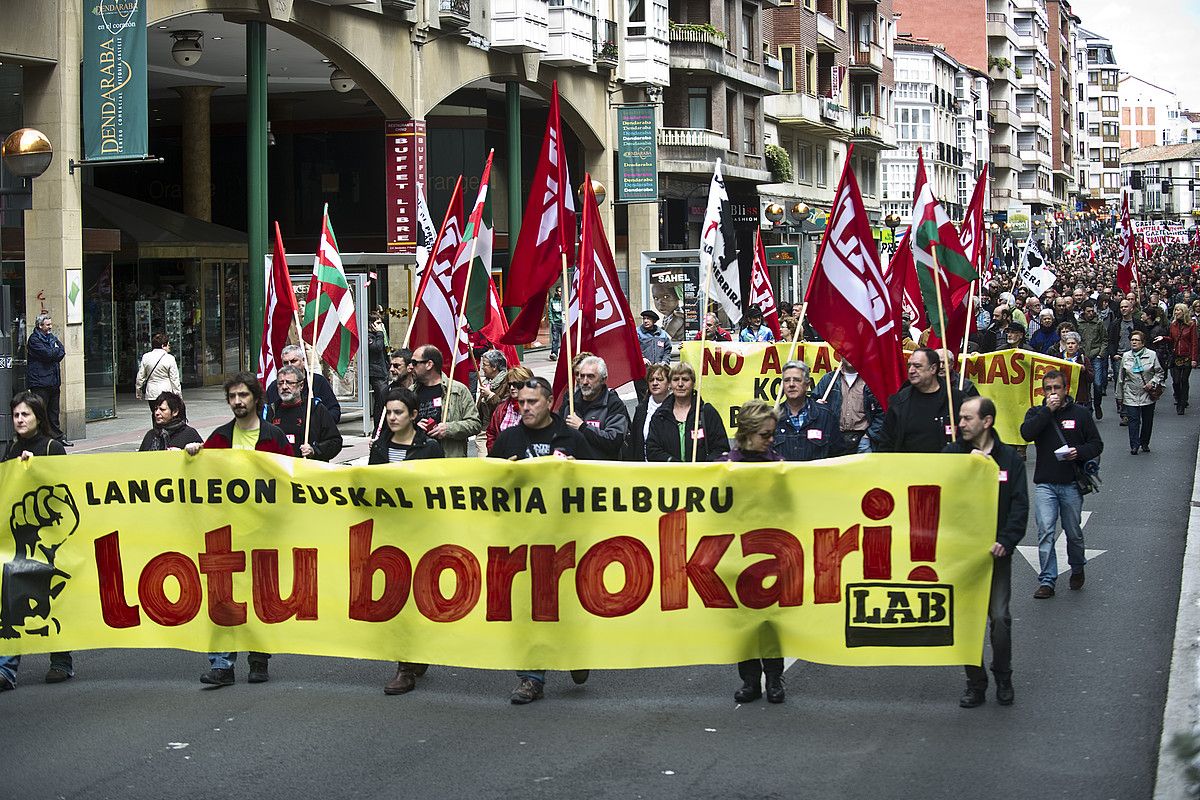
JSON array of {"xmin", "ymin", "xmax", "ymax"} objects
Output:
[
  {"xmin": 1131, "ymin": 347, "xmax": 1146, "ymax": 374},
  {"xmin": 500, "ymin": 400, "xmax": 521, "ymax": 433},
  {"xmin": 150, "ymin": 417, "xmax": 189, "ymax": 451}
]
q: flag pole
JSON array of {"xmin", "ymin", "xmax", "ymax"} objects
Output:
[
  {"xmin": 773, "ymin": 301, "xmax": 807, "ymax": 409},
  {"xmin": 403, "ymin": 177, "xmax": 461, "ymax": 350},
  {"xmin": 447, "ymin": 231, "xmax": 483, "ymax": 426},
  {"xmin": 561, "ymin": 253, "xmax": 575, "ymax": 417},
  {"xmin": 302, "ymin": 204, "xmax": 328, "ymax": 454},
  {"xmin": 818, "ymin": 364, "xmax": 842, "ymax": 403},
  {"xmin": 692, "ymin": 283, "xmax": 716, "ymax": 466},
  {"xmin": 958, "ymin": 280, "xmax": 976, "ymax": 391},
  {"xmin": 931, "ymin": 247, "xmax": 957, "ymax": 442}
]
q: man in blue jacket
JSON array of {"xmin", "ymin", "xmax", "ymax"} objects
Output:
[
  {"xmin": 25, "ymin": 313, "xmax": 68, "ymax": 445},
  {"xmin": 774, "ymin": 360, "xmax": 838, "ymax": 461}
]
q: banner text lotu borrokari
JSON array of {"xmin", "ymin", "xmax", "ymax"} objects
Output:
[{"xmin": 83, "ymin": 1, "xmax": 148, "ymax": 161}]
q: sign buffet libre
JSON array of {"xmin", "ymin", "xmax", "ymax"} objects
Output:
[{"xmin": 0, "ymin": 451, "xmax": 998, "ymax": 669}]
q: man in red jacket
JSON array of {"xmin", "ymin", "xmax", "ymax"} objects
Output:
[{"xmin": 184, "ymin": 372, "xmax": 290, "ymax": 687}]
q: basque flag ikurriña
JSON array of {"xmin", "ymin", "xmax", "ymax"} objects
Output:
[{"xmin": 301, "ymin": 205, "xmax": 359, "ymax": 376}]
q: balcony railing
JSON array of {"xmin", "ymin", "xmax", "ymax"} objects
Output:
[
  {"xmin": 439, "ymin": 0, "xmax": 470, "ymax": 26},
  {"xmin": 595, "ymin": 18, "xmax": 618, "ymax": 66},
  {"xmin": 657, "ymin": 127, "xmax": 730, "ymax": 151},
  {"xmin": 851, "ymin": 42, "xmax": 883, "ymax": 71},
  {"xmin": 668, "ymin": 25, "xmax": 726, "ymax": 49},
  {"xmin": 816, "ymin": 12, "xmax": 837, "ymax": 45}
]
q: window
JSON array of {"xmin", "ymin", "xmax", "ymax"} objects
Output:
[
  {"xmin": 816, "ymin": 146, "xmax": 827, "ymax": 187},
  {"xmin": 726, "ymin": 90, "xmax": 738, "ymax": 148},
  {"xmin": 805, "ymin": 50, "xmax": 817, "ymax": 94},
  {"xmin": 859, "ymin": 82, "xmax": 874, "ymax": 115},
  {"xmin": 743, "ymin": 98, "xmax": 758, "ymax": 154},
  {"xmin": 803, "ymin": 0, "xmax": 813, "ymax": 8},
  {"xmin": 797, "ymin": 142, "xmax": 812, "ymax": 184},
  {"xmin": 780, "ymin": 46, "xmax": 795, "ymax": 92},
  {"xmin": 741, "ymin": 8, "xmax": 754, "ymax": 60},
  {"xmin": 627, "ymin": 0, "xmax": 645, "ymax": 35},
  {"xmin": 688, "ymin": 87, "xmax": 710, "ymax": 129},
  {"xmin": 725, "ymin": 0, "xmax": 736, "ymax": 53}
]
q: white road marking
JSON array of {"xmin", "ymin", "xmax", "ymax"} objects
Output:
[{"xmin": 1016, "ymin": 508, "xmax": 1105, "ymax": 576}]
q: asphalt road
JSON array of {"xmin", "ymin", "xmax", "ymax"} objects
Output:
[{"xmin": 2, "ymin": 399, "xmax": 1195, "ymax": 800}]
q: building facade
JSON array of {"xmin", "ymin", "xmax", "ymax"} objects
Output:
[
  {"xmin": 1120, "ymin": 72, "xmax": 1182, "ymax": 150},
  {"xmin": 1075, "ymin": 27, "xmax": 1121, "ymax": 211},
  {"xmin": 1046, "ymin": 0, "xmax": 1079, "ymax": 212},
  {"xmin": 1121, "ymin": 143, "xmax": 1200, "ymax": 224}
]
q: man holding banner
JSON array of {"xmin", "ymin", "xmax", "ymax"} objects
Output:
[{"xmin": 943, "ymin": 396, "xmax": 1028, "ymax": 708}]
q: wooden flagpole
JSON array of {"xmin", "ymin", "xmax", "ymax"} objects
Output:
[
  {"xmin": 930, "ymin": 246, "xmax": 957, "ymax": 442},
  {"xmin": 446, "ymin": 230, "xmax": 483, "ymax": 426},
  {"xmin": 561, "ymin": 254, "xmax": 575, "ymax": 417},
  {"xmin": 773, "ymin": 301, "xmax": 808, "ymax": 409},
  {"xmin": 818, "ymin": 364, "xmax": 842, "ymax": 403},
  {"xmin": 302, "ymin": 204, "xmax": 328, "ymax": 453}
]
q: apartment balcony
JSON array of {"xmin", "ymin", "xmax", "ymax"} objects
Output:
[
  {"xmin": 986, "ymin": 13, "xmax": 1014, "ymax": 39},
  {"xmin": 850, "ymin": 42, "xmax": 883, "ymax": 73},
  {"xmin": 668, "ymin": 26, "xmax": 773, "ymax": 90},
  {"xmin": 1018, "ymin": 109, "xmax": 1050, "ymax": 131},
  {"xmin": 491, "ymin": 0, "xmax": 549, "ymax": 52},
  {"xmin": 992, "ymin": 144, "xmax": 1019, "ymax": 171},
  {"xmin": 816, "ymin": 13, "xmax": 839, "ymax": 51},
  {"xmin": 439, "ymin": 0, "xmax": 471, "ymax": 27},
  {"xmin": 656, "ymin": 127, "xmax": 770, "ymax": 181},
  {"xmin": 1018, "ymin": 187, "xmax": 1057, "ymax": 205},
  {"xmin": 625, "ymin": 38, "xmax": 669, "ymax": 84},
  {"xmin": 850, "ymin": 114, "xmax": 897, "ymax": 148},
  {"xmin": 1101, "ymin": 132, "xmax": 1120, "ymax": 144},
  {"xmin": 766, "ymin": 92, "xmax": 851, "ymax": 136},
  {"xmin": 1020, "ymin": 148, "xmax": 1053, "ymax": 168},
  {"xmin": 1017, "ymin": 70, "xmax": 1051, "ymax": 96},
  {"xmin": 544, "ymin": 0, "xmax": 593, "ymax": 64},
  {"xmin": 381, "ymin": 0, "xmax": 417, "ymax": 11},
  {"xmin": 1102, "ymin": 108, "xmax": 1119, "ymax": 118},
  {"xmin": 659, "ymin": 126, "xmax": 729, "ymax": 153},
  {"xmin": 989, "ymin": 99, "xmax": 1015, "ymax": 128}
]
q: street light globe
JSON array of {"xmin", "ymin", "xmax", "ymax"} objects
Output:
[
  {"xmin": 577, "ymin": 179, "xmax": 606, "ymax": 206},
  {"xmin": 764, "ymin": 203, "xmax": 785, "ymax": 224},
  {"xmin": 791, "ymin": 202, "xmax": 811, "ymax": 219},
  {"xmin": 2, "ymin": 128, "xmax": 53, "ymax": 179}
]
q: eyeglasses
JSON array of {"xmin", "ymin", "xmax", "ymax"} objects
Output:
[{"xmin": 278, "ymin": 380, "xmax": 302, "ymax": 388}]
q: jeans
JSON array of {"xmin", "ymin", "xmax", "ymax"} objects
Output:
[
  {"xmin": 1126, "ymin": 403, "xmax": 1156, "ymax": 449},
  {"xmin": 208, "ymin": 651, "xmax": 270, "ymax": 670},
  {"xmin": 518, "ymin": 670, "xmax": 547, "ymax": 683},
  {"xmin": 549, "ymin": 321, "xmax": 563, "ymax": 356},
  {"xmin": 965, "ymin": 555, "xmax": 1013, "ymax": 687},
  {"xmin": 0, "ymin": 652, "xmax": 73, "ymax": 685},
  {"xmin": 1034, "ymin": 483, "xmax": 1085, "ymax": 586},
  {"xmin": 1091, "ymin": 356, "xmax": 1109, "ymax": 397},
  {"xmin": 1172, "ymin": 362, "xmax": 1192, "ymax": 408}
]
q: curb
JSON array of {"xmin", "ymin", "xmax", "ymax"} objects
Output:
[{"xmin": 1154, "ymin": 435, "xmax": 1200, "ymax": 798}]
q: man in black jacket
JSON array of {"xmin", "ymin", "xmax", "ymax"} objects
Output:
[
  {"xmin": 265, "ymin": 345, "xmax": 342, "ymax": 423},
  {"xmin": 266, "ymin": 366, "xmax": 343, "ymax": 461},
  {"xmin": 876, "ymin": 348, "xmax": 967, "ymax": 453},
  {"xmin": 944, "ymin": 396, "xmax": 1029, "ymax": 709},
  {"xmin": 1019, "ymin": 369, "xmax": 1103, "ymax": 599},
  {"xmin": 560, "ymin": 355, "xmax": 630, "ymax": 461},
  {"xmin": 490, "ymin": 377, "xmax": 592, "ymax": 704}
]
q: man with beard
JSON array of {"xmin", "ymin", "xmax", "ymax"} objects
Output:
[
  {"xmin": 559, "ymin": 355, "xmax": 630, "ymax": 461},
  {"xmin": 266, "ymin": 366, "xmax": 343, "ymax": 461},
  {"xmin": 264, "ymin": 344, "xmax": 342, "ymax": 423},
  {"xmin": 184, "ymin": 373, "xmax": 290, "ymax": 686},
  {"xmin": 490, "ymin": 377, "xmax": 593, "ymax": 705}
]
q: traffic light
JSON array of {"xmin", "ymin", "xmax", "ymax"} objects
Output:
[
  {"xmin": 1190, "ymin": 179, "xmax": 1196, "ymax": 193},
  {"xmin": 1163, "ymin": 180, "xmax": 1173, "ymax": 195},
  {"xmin": 1130, "ymin": 170, "xmax": 1143, "ymax": 190}
]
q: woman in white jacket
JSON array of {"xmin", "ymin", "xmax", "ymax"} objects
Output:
[
  {"xmin": 135, "ymin": 333, "xmax": 182, "ymax": 416},
  {"xmin": 1117, "ymin": 330, "xmax": 1166, "ymax": 455}
]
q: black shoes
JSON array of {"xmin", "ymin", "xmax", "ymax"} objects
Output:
[
  {"xmin": 570, "ymin": 669, "xmax": 590, "ymax": 685},
  {"xmin": 1142, "ymin": 445, "xmax": 1151, "ymax": 453},
  {"xmin": 44, "ymin": 667, "xmax": 72, "ymax": 684},
  {"xmin": 1069, "ymin": 569, "xmax": 1085, "ymax": 590},
  {"xmin": 0, "ymin": 674, "xmax": 13, "ymax": 691},
  {"xmin": 510, "ymin": 677, "xmax": 544, "ymax": 705},
  {"xmin": 247, "ymin": 659, "xmax": 269, "ymax": 684},
  {"xmin": 959, "ymin": 685, "xmax": 986, "ymax": 708},
  {"xmin": 1131, "ymin": 448, "xmax": 1139, "ymax": 455},
  {"xmin": 995, "ymin": 678, "xmax": 1015, "ymax": 706},
  {"xmin": 1096, "ymin": 406, "xmax": 1104, "ymax": 420},
  {"xmin": 734, "ymin": 681, "xmax": 762, "ymax": 703},
  {"xmin": 384, "ymin": 664, "xmax": 416, "ymax": 695},
  {"xmin": 200, "ymin": 668, "xmax": 235, "ymax": 686},
  {"xmin": 1033, "ymin": 584, "xmax": 1055, "ymax": 599},
  {"xmin": 765, "ymin": 674, "xmax": 785, "ymax": 704}
]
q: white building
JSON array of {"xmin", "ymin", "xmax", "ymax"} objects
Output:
[
  {"xmin": 1010, "ymin": 0, "xmax": 1055, "ymax": 211},
  {"xmin": 1076, "ymin": 27, "xmax": 1121, "ymax": 211},
  {"xmin": 1121, "ymin": 143, "xmax": 1200, "ymax": 223},
  {"xmin": 1120, "ymin": 72, "xmax": 1181, "ymax": 150}
]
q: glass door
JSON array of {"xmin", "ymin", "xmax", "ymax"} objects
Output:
[{"xmin": 83, "ymin": 254, "xmax": 116, "ymax": 420}]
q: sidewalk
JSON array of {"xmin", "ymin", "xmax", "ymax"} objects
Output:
[{"xmin": 71, "ymin": 346, "xmax": 573, "ymax": 461}]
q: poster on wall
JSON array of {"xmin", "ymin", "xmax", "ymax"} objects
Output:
[
  {"xmin": 82, "ymin": 0, "xmax": 148, "ymax": 161},
  {"xmin": 385, "ymin": 120, "xmax": 427, "ymax": 254},
  {"xmin": 647, "ymin": 264, "xmax": 701, "ymax": 341}
]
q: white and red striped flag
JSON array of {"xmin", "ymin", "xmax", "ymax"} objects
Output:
[
  {"xmin": 748, "ymin": 229, "xmax": 782, "ymax": 339},
  {"xmin": 301, "ymin": 205, "xmax": 359, "ymax": 375},
  {"xmin": 257, "ymin": 221, "xmax": 299, "ymax": 388},
  {"xmin": 407, "ymin": 177, "xmax": 465, "ymax": 370},
  {"xmin": 1117, "ymin": 191, "xmax": 1137, "ymax": 294}
]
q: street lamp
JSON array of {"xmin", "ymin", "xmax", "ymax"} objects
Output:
[
  {"xmin": 577, "ymin": 179, "xmax": 606, "ymax": 207},
  {"xmin": 884, "ymin": 212, "xmax": 901, "ymax": 253}
]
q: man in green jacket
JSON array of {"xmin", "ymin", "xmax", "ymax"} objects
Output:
[
  {"xmin": 1075, "ymin": 302, "xmax": 1110, "ymax": 419},
  {"xmin": 411, "ymin": 344, "xmax": 482, "ymax": 458}
]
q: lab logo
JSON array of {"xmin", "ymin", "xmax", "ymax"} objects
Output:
[
  {"xmin": 0, "ymin": 486, "xmax": 80, "ymax": 640},
  {"xmin": 844, "ymin": 582, "xmax": 954, "ymax": 648}
]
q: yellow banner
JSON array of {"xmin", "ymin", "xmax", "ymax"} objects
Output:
[
  {"xmin": 0, "ymin": 451, "xmax": 997, "ymax": 668},
  {"xmin": 680, "ymin": 343, "xmax": 1080, "ymax": 443}
]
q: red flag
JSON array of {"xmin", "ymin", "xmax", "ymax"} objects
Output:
[
  {"xmin": 407, "ymin": 178, "xmax": 465, "ymax": 371},
  {"xmin": 257, "ymin": 221, "xmax": 299, "ymax": 387},
  {"xmin": 551, "ymin": 176, "xmax": 646, "ymax": 400},
  {"xmin": 501, "ymin": 83, "xmax": 577, "ymax": 345},
  {"xmin": 1117, "ymin": 191, "xmax": 1136, "ymax": 294},
  {"xmin": 804, "ymin": 151, "xmax": 904, "ymax": 408},
  {"xmin": 958, "ymin": 164, "xmax": 989, "ymax": 269},
  {"xmin": 885, "ymin": 229, "xmax": 926, "ymax": 334},
  {"xmin": 748, "ymin": 230, "xmax": 782, "ymax": 339}
]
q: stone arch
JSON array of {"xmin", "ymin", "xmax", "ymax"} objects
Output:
[{"xmin": 148, "ymin": 0, "xmax": 411, "ymax": 118}]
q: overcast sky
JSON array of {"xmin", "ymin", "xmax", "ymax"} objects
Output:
[{"xmin": 1072, "ymin": 0, "xmax": 1200, "ymax": 109}]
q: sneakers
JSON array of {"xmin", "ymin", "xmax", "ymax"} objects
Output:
[
  {"xmin": 200, "ymin": 668, "xmax": 235, "ymax": 686},
  {"xmin": 44, "ymin": 667, "xmax": 72, "ymax": 684},
  {"xmin": 734, "ymin": 681, "xmax": 762, "ymax": 703},
  {"xmin": 548, "ymin": 353, "xmax": 558, "ymax": 361},
  {"xmin": 1069, "ymin": 569, "xmax": 1085, "ymax": 590},
  {"xmin": 959, "ymin": 685, "xmax": 986, "ymax": 708},
  {"xmin": 1033, "ymin": 585, "xmax": 1055, "ymax": 599},
  {"xmin": 247, "ymin": 659, "xmax": 269, "ymax": 684},
  {"xmin": 570, "ymin": 669, "xmax": 590, "ymax": 685},
  {"xmin": 510, "ymin": 677, "xmax": 544, "ymax": 705},
  {"xmin": 384, "ymin": 664, "xmax": 416, "ymax": 695}
]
